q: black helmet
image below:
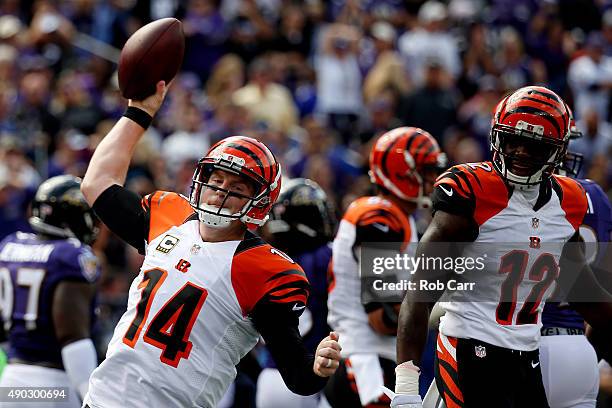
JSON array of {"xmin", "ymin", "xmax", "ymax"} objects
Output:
[
  {"xmin": 265, "ymin": 178, "xmax": 337, "ymax": 255},
  {"xmin": 29, "ymin": 175, "xmax": 98, "ymax": 244}
]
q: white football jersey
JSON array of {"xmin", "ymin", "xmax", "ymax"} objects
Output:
[
  {"xmin": 85, "ymin": 192, "xmax": 308, "ymax": 408},
  {"xmin": 328, "ymin": 196, "xmax": 416, "ymax": 361},
  {"xmin": 435, "ymin": 163, "xmax": 587, "ymax": 351}
]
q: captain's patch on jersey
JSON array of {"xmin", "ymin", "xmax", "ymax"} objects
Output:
[{"xmin": 156, "ymin": 234, "xmax": 180, "ymax": 254}]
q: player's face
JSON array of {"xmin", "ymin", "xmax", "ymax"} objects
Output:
[
  {"xmin": 201, "ymin": 169, "xmax": 255, "ymax": 214},
  {"xmin": 501, "ymin": 136, "xmax": 555, "ymax": 177}
]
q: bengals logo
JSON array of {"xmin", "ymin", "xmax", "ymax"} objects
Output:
[{"xmin": 529, "ymin": 236, "xmax": 541, "ymax": 249}]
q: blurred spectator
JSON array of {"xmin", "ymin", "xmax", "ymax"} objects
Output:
[
  {"xmin": 51, "ymin": 69, "xmax": 104, "ymax": 135},
  {"xmin": 0, "ymin": 134, "xmax": 40, "ymax": 240},
  {"xmin": 357, "ymin": 90, "xmax": 402, "ymax": 146},
  {"xmin": 524, "ymin": 9, "xmax": 569, "ymax": 94},
  {"xmin": 0, "ymin": 84, "xmax": 17, "ymax": 134},
  {"xmin": 568, "ymin": 31, "xmax": 612, "ymax": 121},
  {"xmin": 270, "ymin": 3, "xmax": 313, "ymax": 58},
  {"xmin": 207, "ymin": 101, "xmax": 252, "ymax": 142},
  {"xmin": 27, "ymin": 0, "xmax": 77, "ymax": 72},
  {"xmin": 161, "ymin": 101, "xmax": 210, "ymax": 178},
  {"xmin": 396, "ymin": 56, "xmax": 460, "ymax": 143},
  {"xmin": 206, "ymin": 54, "xmax": 245, "ymax": 111},
  {"xmin": 182, "ymin": 0, "xmax": 229, "ymax": 84},
  {"xmin": 360, "ymin": 20, "xmax": 397, "ymax": 73},
  {"xmin": 398, "ymin": 1, "xmax": 461, "ymax": 87},
  {"xmin": 47, "ymin": 129, "xmax": 92, "ymax": 178},
  {"xmin": 458, "ymin": 75, "xmax": 502, "ymax": 153},
  {"xmin": 13, "ymin": 68, "xmax": 60, "ymax": 151},
  {"xmin": 314, "ymin": 23, "xmax": 363, "ymax": 145},
  {"xmin": 458, "ymin": 22, "xmax": 497, "ymax": 99},
  {"xmin": 363, "ymin": 50, "xmax": 410, "ymax": 105},
  {"xmin": 603, "ymin": 9, "xmax": 612, "ymax": 57},
  {"xmin": 232, "ymin": 56, "xmax": 298, "ymax": 134},
  {"xmin": 226, "ymin": 0, "xmax": 277, "ymax": 62},
  {"xmin": 495, "ymin": 27, "xmax": 545, "ymax": 92},
  {"xmin": 570, "ymin": 108, "xmax": 612, "ymax": 182},
  {"xmin": 0, "ymin": 44, "xmax": 18, "ymax": 86}
]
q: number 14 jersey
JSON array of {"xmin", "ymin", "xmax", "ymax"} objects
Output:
[{"xmin": 86, "ymin": 192, "xmax": 308, "ymax": 408}]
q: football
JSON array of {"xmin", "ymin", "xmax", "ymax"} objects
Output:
[{"xmin": 118, "ymin": 18, "xmax": 185, "ymax": 100}]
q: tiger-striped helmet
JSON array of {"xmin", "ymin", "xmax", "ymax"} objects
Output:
[
  {"xmin": 369, "ymin": 127, "xmax": 446, "ymax": 208},
  {"xmin": 190, "ymin": 136, "xmax": 281, "ymax": 230},
  {"xmin": 491, "ymin": 86, "xmax": 571, "ymax": 185}
]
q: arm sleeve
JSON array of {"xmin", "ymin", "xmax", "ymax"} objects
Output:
[
  {"xmin": 251, "ymin": 300, "xmax": 328, "ymax": 396},
  {"xmin": 92, "ymin": 184, "xmax": 148, "ymax": 254},
  {"xmin": 432, "ymin": 167, "xmax": 477, "ymax": 219}
]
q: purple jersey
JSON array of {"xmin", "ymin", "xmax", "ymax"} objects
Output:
[
  {"xmin": 542, "ymin": 179, "xmax": 612, "ymax": 329},
  {"xmin": 0, "ymin": 231, "xmax": 100, "ymax": 366}
]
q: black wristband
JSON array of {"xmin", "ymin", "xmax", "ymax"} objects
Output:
[{"xmin": 123, "ymin": 106, "xmax": 152, "ymax": 129}]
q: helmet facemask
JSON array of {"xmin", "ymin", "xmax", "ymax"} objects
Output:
[
  {"xmin": 490, "ymin": 123, "xmax": 568, "ymax": 186},
  {"xmin": 189, "ymin": 154, "xmax": 278, "ymax": 229}
]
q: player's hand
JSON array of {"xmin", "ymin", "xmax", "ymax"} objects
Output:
[
  {"xmin": 128, "ymin": 80, "xmax": 170, "ymax": 117},
  {"xmin": 382, "ymin": 386, "xmax": 423, "ymax": 408},
  {"xmin": 313, "ymin": 331, "xmax": 341, "ymax": 377}
]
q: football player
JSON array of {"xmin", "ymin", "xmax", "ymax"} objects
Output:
[
  {"xmin": 539, "ymin": 113, "xmax": 612, "ymax": 408},
  {"xmin": 324, "ymin": 127, "xmax": 446, "ymax": 407},
  {"xmin": 391, "ymin": 86, "xmax": 612, "ymax": 408},
  {"xmin": 0, "ymin": 175, "xmax": 100, "ymax": 408},
  {"xmin": 257, "ymin": 177, "xmax": 337, "ymax": 407},
  {"xmin": 80, "ymin": 81, "xmax": 341, "ymax": 408}
]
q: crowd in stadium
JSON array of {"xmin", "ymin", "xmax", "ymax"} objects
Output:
[{"xmin": 0, "ymin": 0, "xmax": 612, "ymax": 407}]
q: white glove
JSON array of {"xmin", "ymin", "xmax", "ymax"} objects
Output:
[{"xmin": 382, "ymin": 386, "xmax": 423, "ymax": 408}]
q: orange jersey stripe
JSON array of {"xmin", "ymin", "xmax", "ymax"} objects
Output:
[
  {"xmin": 552, "ymin": 175, "xmax": 588, "ymax": 231},
  {"xmin": 144, "ymin": 191, "xmax": 195, "ymax": 243},
  {"xmin": 439, "ymin": 364, "xmax": 464, "ymax": 404},
  {"xmin": 231, "ymin": 244, "xmax": 309, "ymax": 315},
  {"xmin": 343, "ymin": 196, "xmax": 413, "ymax": 246}
]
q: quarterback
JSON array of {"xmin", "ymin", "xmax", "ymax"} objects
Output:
[
  {"xmin": 80, "ymin": 81, "xmax": 340, "ymax": 408},
  {"xmin": 392, "ymin": 86, "xmax": 612, "ymax": 408}
]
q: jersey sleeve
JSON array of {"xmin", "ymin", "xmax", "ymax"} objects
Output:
[
  {"xmin": 354, "ymin": 208, "xmax": 406, "ymax": 248},
  {"xmin": 432, "ymin": 165, "xmax": 476, "ymax": 218},
  {"xmin": 92, "ymin": 184, "xmax": 149, "ymax": 253},
  {"xmin": 93, "ymin": 185, "xmax": 195, "ymax": 254},
  {"xmin": 553, "ymin": 176, "xmax": 588, "ymax": 231},
  {"xmin": 231, "ymin": 237, "xmax": 311, "ymax": 316},
  {"xmin": 250, "ymin": 300, "xmax": 328, "ymax": 395},
  {"xmin": 53, "ymin": 243, "xmax": 100, "ymax": 284},
  {"xmin": 141, "ymin": 191, "xmax": 195, "ymax": 243}
]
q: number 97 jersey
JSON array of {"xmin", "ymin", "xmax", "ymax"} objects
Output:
[
  {"xmin": 433, "ymin": 163, "xmax": 587, "ymax": 351},
  {"xmin": 86, "ymin": 192, "xmax": 309, "ymax": 408}
]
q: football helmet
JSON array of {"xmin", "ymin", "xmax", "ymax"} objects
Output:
[
  {"xmin": 29, "ymin": 175, "xmax": 98, "ymax": 244},
  {"xmin": 369, "ymin": 127, "xmax": 446, "ymax": 208},
  {"xmin": 189, "ymin": 136, "xmax": 282, "ymax": 229},
  {"xmin": 490, "ymin": 86, "xmax": 571, "ymax": 186},
  {"xmin": 265, "ymin": 178, "xmax": 337, "ymax": 255},
  {"xmin": 560, "ymin": 106, "xmax": 584, "ymax": 177}
]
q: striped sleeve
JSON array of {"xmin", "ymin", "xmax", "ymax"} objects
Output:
[
  {"xmin": 231, "ymin": 236, "xmax": 311, "ymax": 316},
  {"xmin": 433, "ymin": 165, "xmax": 477, "ymax": 218}
]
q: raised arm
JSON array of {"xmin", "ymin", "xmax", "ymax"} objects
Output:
[{"xmin": 81, "ymin": 81, "xmax": 168, "ymax": 205}]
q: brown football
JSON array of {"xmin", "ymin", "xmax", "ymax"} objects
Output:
[{"xmin": 118, "ymin": 18, "xmax": 184, "ymax": 100}]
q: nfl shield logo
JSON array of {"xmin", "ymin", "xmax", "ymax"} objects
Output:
[
  {"xmin": 191, "ymin": 244, "xmax": 201, "ymax": 255},
  {"xmin": 475, "ymin": 345, "xmax": 486, "ymax": 358},
  {"xmin": 531, "ymin": 217, "xmax": 539, "ymax": 229}
]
